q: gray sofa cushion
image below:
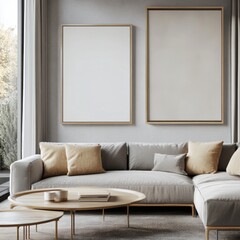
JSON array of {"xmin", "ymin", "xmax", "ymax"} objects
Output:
[
  {"xmin": 32, "ymin": 170, "xmax": 194, "ymax": 204},
  {"xmin": 152, "ymin": 153, "xmax": 187, "ymax": 175},
  {"xmin": 193, "ymin": 172, "xmax": 240, "ymax": 226},
  {"xmin": 218, "ymin": 144, "xmax": 236, "ymax": 171},
  {"xmin": 100, "ymin": 143, "xmax": 127, "ymax": 170},
  {"xmin": 128, "ymin": 143, "xmax": 187, "ymax": 170}
]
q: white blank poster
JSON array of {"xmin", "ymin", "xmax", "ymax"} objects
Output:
[
  {"xmin": 147, "ymin": 8, "xmax": 223, "ymax": 124},
  {"xmin": 62, "ymin": 25, "xmax": 132, "ymax": 124}
]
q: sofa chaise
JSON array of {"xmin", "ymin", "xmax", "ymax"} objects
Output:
[{"xmin": 10, "ymin": 142, "xmax": 240, "ymax": 240}]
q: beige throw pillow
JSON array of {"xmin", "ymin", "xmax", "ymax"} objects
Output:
[
  {"xmin": 65, "ymin": 144, "xmax": 105, "ymax": 176},
  {"xmin": 40, "ymin": 142, "xmax": 67, "ymax": 178},
  {"xmin": 186, "ymin": 141, "xmax": 223, "ymax": 175},
  {"xmin": 226, "ymin": 148, "xmax": 240, "ymax": 176}
]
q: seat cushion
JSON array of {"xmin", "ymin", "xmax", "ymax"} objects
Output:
[
  {"xmin": 32, "ymin": 170, "xmax": 194, "ymax": 204},
  {"xmin": 193, "ymin": 172, "xmax": 240, "ymax": 226},
  {"xmin": 192, "ymin": 171, "xmax": 240, "ymax": 186}
]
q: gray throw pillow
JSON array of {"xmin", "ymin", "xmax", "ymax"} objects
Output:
[{"xmin": 152, "ymin": 153, "xmax": 187, "ymax": 175}]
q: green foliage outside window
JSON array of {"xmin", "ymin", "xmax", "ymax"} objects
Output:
[{"xmin": 0, "ymin": 26, "xmax": 17, "ymax": 169}]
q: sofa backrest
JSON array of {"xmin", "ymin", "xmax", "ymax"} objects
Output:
[
  {"xmin": 218, "ymin": 144, "xmax": 236, "ymax": 171},
  {"xmin": 40, "ymin": 142, "xmax": 236, "ymax": 172},
  {"xmin": 40, "ymin": 142, "xmax": 128, "ymax": 171},
  {"xmin": 127, "ymin": 142, "xmax": 237, "ymax": 172},
  {"xmin": 128, "ymin": 143, "xmax": 188, "ymax": 170}
]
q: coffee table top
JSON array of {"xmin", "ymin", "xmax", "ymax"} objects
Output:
[
  {"xmin": 8, "ymin": 187, "xmax": 146, "ymax": 211},
  {"xmin": 0, "ymin": 210, "xmax": 63, "ymax": 227}
]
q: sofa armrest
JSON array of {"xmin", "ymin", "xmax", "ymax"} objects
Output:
[{"xmin": 10, "ymin": 154, "xmax": 43, "ymax": 196}]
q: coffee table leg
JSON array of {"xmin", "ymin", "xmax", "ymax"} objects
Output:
[
  {"xmin": 16, "ymin": 226, "xmax": 20, "ymax": 240},
  {"xmin": 73, "ymin": 211, "xmax": 76, "ymax": 235},
  {"xmin": 127, "ymin": 205, "xmax": 130, "ymax": 228},
  {"xmin": 70, "ymin": 211, "xmax": 73, "ymax": 239},
  {"xmin": 24, "ymin": 226, "xmax": 29, "ymax": 240},
  {"xmin": 23, "ymin": 226, "xmax": 25, "ymax": 239},
  {"xmin": 102, "ymin": 209, "xmax": 105, "ymax": 221},
  {"xmin": 70, "ymin": 211, "xmax": 75, "ymax": 239},
  {"xmin": 55, "ymin": 220, "xmax": 58, "ymax": 240},
  {"xmin": 28, "ymin": 225, "xmax": 30, "ymax": 239}
]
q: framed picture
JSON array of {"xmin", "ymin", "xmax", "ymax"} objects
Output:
[
  {"xmin": 61, "ymin": 25, "xmax": 132, "ymax": 124},
  {"xmin": 146, "ymin": 7, "xmax": 224, "ymax": 124}
]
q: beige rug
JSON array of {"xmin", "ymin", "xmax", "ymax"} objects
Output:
[{"xmin": 0, "ymin": 200, "xmax": 239, "ymax": 240}]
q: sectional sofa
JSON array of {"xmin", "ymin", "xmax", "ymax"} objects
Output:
[{"xmin": 10, "ymin": 142, "xmax": 240, "ymax": 240}]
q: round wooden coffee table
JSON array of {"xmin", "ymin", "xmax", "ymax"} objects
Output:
[
  {"xmin": 8, "ymin": 187, "xmax": 145, "ymax": 239},
  {"xmin": 0, "ymin": 209, "xmax": 63, "ymax": 240}
]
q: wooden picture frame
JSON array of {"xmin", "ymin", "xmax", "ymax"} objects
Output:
[
  {"xmin": 61, "ymin": 25, "xmax": 132, "ymax": 124},
  {"xmin": 146, "ymin": 7, "xmax": 224, "ymax": 124}
]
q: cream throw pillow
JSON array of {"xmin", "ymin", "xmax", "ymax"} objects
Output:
[
  {"xmin": 65, "ymin": 144, "xmax": 105, "ymax": 176},
  {"xmin": 226, "ymin": 148, "xmax": 240, "ymax": 176},
  {"xmin": 186, "ymin": 141, "xmax": 223, "ymax": 175},
  {"xmin": 40, "ymin": 142, "xmax": 67, "ymax": 178}
]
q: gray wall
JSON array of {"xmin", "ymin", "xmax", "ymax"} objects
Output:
[{"xmin": 47, "ymin": 0, "xmax": 232, "ymax": 143}]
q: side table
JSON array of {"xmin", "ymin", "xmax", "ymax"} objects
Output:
[{"xmin": 0, "ymin": 209, "xmax": 63, "ymax": 240}]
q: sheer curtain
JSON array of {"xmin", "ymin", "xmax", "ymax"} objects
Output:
[
  {"xmin": 21, "ymin": 0, "xmax": 47, "ymax": 157},
  {"xmin": 231, "ymin": 0, "xmax": 238, "ymax": 143},
  {"xmin": 231, "ymin": 0, "xmax": 240, "ymax": 143}
]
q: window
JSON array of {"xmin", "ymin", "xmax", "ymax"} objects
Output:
[{"xmin": 0, "ymin": 0, "xmax": 18, "ymax": 169}]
